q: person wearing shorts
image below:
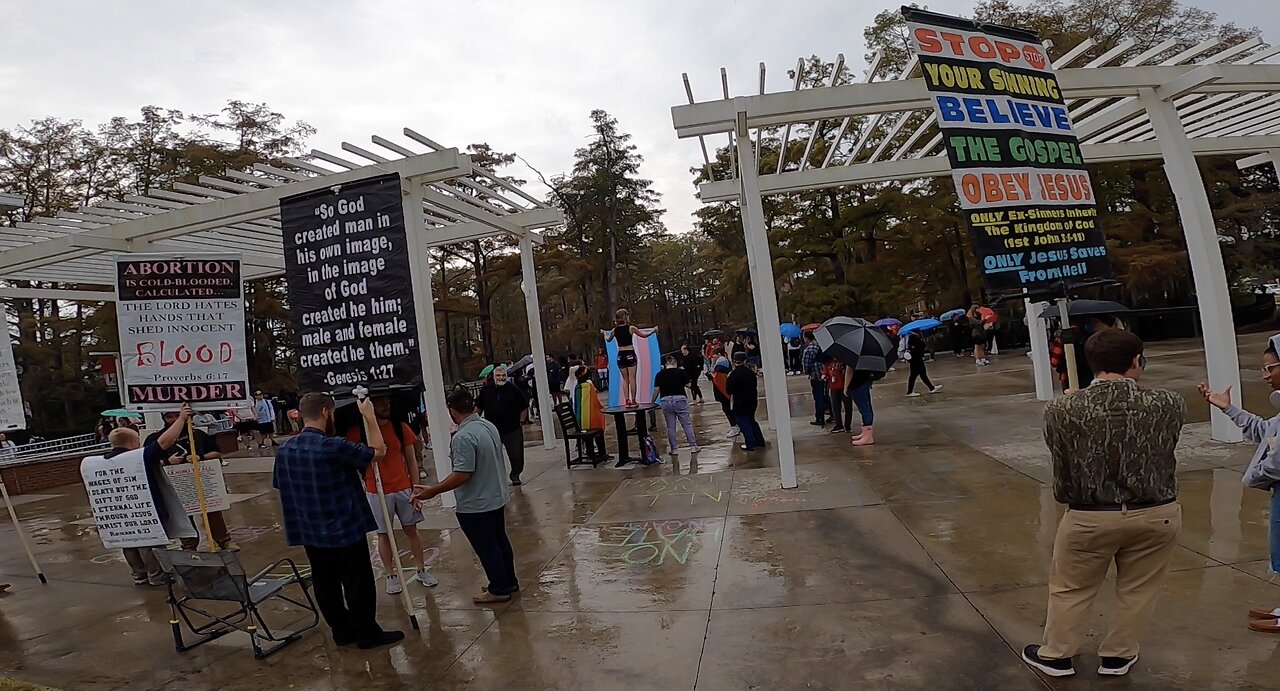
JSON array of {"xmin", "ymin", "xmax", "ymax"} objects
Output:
[
  {"xmin": 603, "ymin": 308, "xmax": 656, "ymax": 408},
  {"xmin": 346, "ymin": 396, "xmax": 438, "ymax": 594},
  {"xmin": 253, "ymin": 391, "xmax": 278, "ymax": 449}
]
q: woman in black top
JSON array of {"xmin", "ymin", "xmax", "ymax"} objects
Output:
[
  {"xmin": 654, "ymin": 356, "xmax": 699, "ymax": 457},
  {"xmin": 905, "ymin": 331, "xmax": 943, "ymax": 397},
  {"xmin": 679, "ymin": 344, "xmax": 704, "ymax": 404},
  {"xmin": 602, "ymin": 308, "xmax": 657, "ymax": 408}
]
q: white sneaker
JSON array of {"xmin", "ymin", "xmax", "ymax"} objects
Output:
[
  {"xmin": 690, "ymin": 445, "xmax": 701, "ymax": 454},
  {"xmin": 416, "ymin": 570, "xmax": 439, "ymax": 587},
  {"xmin": 385, "ymin": 575, "xmax": 403, "ymax": 594},
  {"xmin": 221, "ymin": 460, "xmax": 230, "ymax": 467},
  {"xmin": 928, "ymin": 385, "xmax": 943, "ymax": 394},
  {"xmin": 669, "ymin": 448, "xmax": 679, "ymax": 458},
  {"xmin": 727, "ymin": 426, "xmax": 740, "ymax": 438},
  {"xmin": 906, "ymin": 392, "xmax": 921, "ymax": 398}
]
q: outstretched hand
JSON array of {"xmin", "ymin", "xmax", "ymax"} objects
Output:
[{"xmin": 1198, "ymin": 382, "xmax": 1232, "ymax": 411}]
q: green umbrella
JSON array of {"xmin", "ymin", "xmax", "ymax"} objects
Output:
[
  {"xmin": 479, "ymin": 364, "xmax": 495, "ymax": 379},
  {"xmin": 101, "ymin": 408, "xmax": 142, "ymax": 420}
]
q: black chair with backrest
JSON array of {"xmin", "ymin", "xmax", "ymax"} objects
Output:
[
  {"xmin": 154, "ymin": 548, "xmax": 319, "ymax": 660},
  {"xmin": 552, "ymin": 402, "xmax": 605, "ymax": 469}
]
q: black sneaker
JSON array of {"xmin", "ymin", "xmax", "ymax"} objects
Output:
[
  {"xmin": 830, "ymin": 426, "xmax": 845, "ymax": 434},
  {"xmin": 510, "ymin": 477, "xmax": 523, "ymax": 486},
  {"xmin": 1022, "ymin": 645, "xmax": 1074, "ymax": 677},
  {"xmin": 809, "ymin": 420, "xmax": 825, "ymax": 426},
  {"xmin": 357, "ymin": 630, "xmax": 405, "ymax": 650},
  {"xmin": 1098, "ymin": 655, "xmax": 1137, "ymax": 676}
]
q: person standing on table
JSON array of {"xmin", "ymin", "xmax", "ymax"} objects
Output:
[
  {"xmin": 344, "ymin": 395, "xmax": 439, "ymax": 594},
  {"xmin": 727, "ymin": 351, "xmax": 765, "ymax": 452},
  {"xmin": 143, "ymin": 409, "xmax": 239, "ymax": 552},
  {"xmin": 679, "ymin": 344, "xmax": 704, "ymax": 405},
  {"xmin": 475, "ymin": 365, "xmax": 531, "ymax": 487},
  {"xmin": 654, "ymin": 355, "xmax": 699, "ymax": 459},
  {"xmin": 1022, "ymin": 330, "xmax": 1183, "ymax": 679},
  {"xmin": 1200, "ymin": 333, "xmax": 1280, "ymax": 634},
  {"xmin": 104, "ymin": 404, "xmax": 196, "ymax": 585},
  {"xmin": 272, "ymin": 393, "xmax": 403, "ymax": 650},
  {"xmin": 603, "ymin": 309, "xmax": 658, "ymax": 408},
  {"xmin": 414, "ymin": 389, "xmax": 518, "ymax": 605}
]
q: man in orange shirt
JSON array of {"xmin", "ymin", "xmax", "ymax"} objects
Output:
[{"xmin": 346, "ymin": 396, "xmax": 438, "ymax": 594}]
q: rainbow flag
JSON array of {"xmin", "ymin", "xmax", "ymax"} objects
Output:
[
  {"xmin": 573, "ymin": 381, "xmax": 605, "ymax": 430},
  {"xmin": 603, "ymin": 331, "xmax": 661, "ymax": 407}
]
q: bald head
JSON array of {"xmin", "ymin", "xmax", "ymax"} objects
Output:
[{"xmin": 108, "ymin": 427, "xmax": 140, "ymax": 450}]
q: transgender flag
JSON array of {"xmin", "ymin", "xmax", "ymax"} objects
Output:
[{"xmin": 603, "ymin": 331, "xmax": 661, "ymax": 408}]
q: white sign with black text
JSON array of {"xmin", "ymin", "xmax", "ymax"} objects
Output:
[{"xmin": 0, "ymin": 326, "xmax": 24, "ymax": 431}]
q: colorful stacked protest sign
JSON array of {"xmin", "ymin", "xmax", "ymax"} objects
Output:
[
  {"xmin": 902, "ymin": 7, "xmax": 1113, "ymax": 296},
  {"xmin": 115, "ymin": 253, "xmax": 249, "ymax": 409}
]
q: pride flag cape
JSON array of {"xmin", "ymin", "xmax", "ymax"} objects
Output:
[
  {"xmin": 573, "ymin": 381, "xmax": 606, "ymax": 430},
  {"xmin": 603, "ymin": 330, "xmax": 661, "ymax": 408}
]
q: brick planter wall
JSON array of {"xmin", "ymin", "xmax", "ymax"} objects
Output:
[{"xmin": 1, "ymin": 456, "xmax": 89, "ymax": 495}]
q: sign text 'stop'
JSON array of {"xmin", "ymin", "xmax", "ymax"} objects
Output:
[{"xmin": 911, "ymin": 26, "xmax": 1049, "ymax": 71}]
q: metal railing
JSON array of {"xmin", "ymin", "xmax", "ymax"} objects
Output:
[{"xmin": 0, "ymin": 433, "xmax": 109, "ymax": 468}]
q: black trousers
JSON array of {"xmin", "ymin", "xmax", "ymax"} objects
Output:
[
  {"xmin": 500, "ymin": 428, "xmax": 525, "ymax": 479},
  {"xmin": 456, "ymin": 506, "xmax": 519, "ymax": 595},
  {"xmin": 687, "ymin": 375, "xmax": 703, "ymax": 401},
  {"xmin": 303, "ymin": 539, "xmax": 381, "ymax": 642},
  {"xmin": 829, "ymin": 390, "xmax": 853, "ymax": 429},
  {"xmin": 907, "ymin": 358, "xmax": 934, "ymax": 394}
]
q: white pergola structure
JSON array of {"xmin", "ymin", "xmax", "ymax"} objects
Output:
[
  {"xmin": 675, "ymin": 37, "xmax": 1280, "ymax": 486},
  {"xmin": 0, "ymin": 129, "xmax": 564, "ymax": 505}
]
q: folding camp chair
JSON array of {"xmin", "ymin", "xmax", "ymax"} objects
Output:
[{"xmin": 153, "ymin": 548, "xmax": 319, "ymax": 660}]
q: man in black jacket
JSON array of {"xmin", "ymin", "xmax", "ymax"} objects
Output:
[
  {"xmin": 476, "ymin": 365, "xmax": 531, "ymax": 486},
  {"xmin": 727, "ymin": 352, "xmax": 765, "ymax": 451}
]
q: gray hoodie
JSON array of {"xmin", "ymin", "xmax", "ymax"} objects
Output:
[{"xmin": 1224, "ymin": 334, "xmax": 1280, "ymax": 491}]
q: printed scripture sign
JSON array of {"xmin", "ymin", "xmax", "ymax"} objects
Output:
[
  {"xmin": 164, "ymin": 460, "xmax": 231, "ymax": 515},
  {"xmin": 0, "ymin": 326, "xmax": 25, "ymax": 431},
  {"xmin": 903, "ymin": 7, "xmax": 1113, "ymax": 295},
  {"xmin": 280, "ymin": 173, "xmax": 421, "ymax": 395},
  {"xmin": 116, "ymin": 253, "xmax": 248, "ymax": 408},
  {"xmin": 81, "ymin": 451, "xmax": 169, "ymax": 548}
]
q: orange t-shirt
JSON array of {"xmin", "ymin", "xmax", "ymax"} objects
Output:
[{"xmin": 345, "ymin": 421, "xmax": 418, "ymax": 494}]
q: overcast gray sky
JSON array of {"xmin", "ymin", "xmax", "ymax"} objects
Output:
[{"xmin": 0, "ymin": 0, "xmax": 1274, "ymax": 232}]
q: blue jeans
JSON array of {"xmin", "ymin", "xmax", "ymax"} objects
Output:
[
  {"xmin": 660, "ymin": 395, "xmax": 697, "ymax": 450},
  {"xmin": 1271, "ymin": 490, "xmax": 1280, "ymax": 575},
  {"xmin": 810, "ymin": 379, "xmax": 829, "ymax": 423},
  {"xmin": 850, "ymin": 383, "xmax": 874, "ymax": 426},
  {"xmin": 735, "ymin": 412, "xmax": 764, "ymax": 450}
]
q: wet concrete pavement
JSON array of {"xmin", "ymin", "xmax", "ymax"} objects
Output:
[{"xmin": 3, "ymin": 335, "xmax": 1280, "ymax": 689}]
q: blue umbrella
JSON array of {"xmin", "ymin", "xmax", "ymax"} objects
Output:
[
  {"xmin": 900, "ymin": 318, "xmax": 943, "ymax": 335},
  {"xmin": 939, "ymin": 308, "xmax": 966, "ymax": 321},
  {"xmin": 779, "ymin": 322, "xmax": 802, "ymax": 339},
  {"xmin": 873, "ymin": 318, "xmax": 902, "ymax": 328}
]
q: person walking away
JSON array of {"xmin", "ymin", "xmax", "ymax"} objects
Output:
[
  {"xmin": 949, "ymin": 314, "xmax": 970, "ymax": 358},
  {"xmin": 345, "ymin": 396, "xmax": 439, "ymax": 593},
  {"xmin": 904, "ymin": 330, "xmax": 943, "ymax": 397},
  {"xmin": 847, "ymin": 370, "xmax": 879, "ymax": 446},
  {"xmin": 603, "ymin": 309, "xmax": 658, "ymax": 408},
  {"xmin": 475, "ymin": 365, "xmax": 531, "ymax": 486},
  {"xmin": 727, "ymin": 352, "xmax": 765, "ymax": 451},
  {"xmin": 786, "ymin": 337, "xmax": 802, "ymax": 374},
  {"xmin": 968, "ymin": 306, "xmax": 990, "ymax": 366},
  {"xmin": 680, "ymin": 344, "xmax": 704, "ymax": 404},
  {"xmin": 273, "ymin": 393, "xmax": 403, "ymax": 650},
  {"xmin": 414, "ymin": 389, "xmax": 518, "ymax": 605},
  {"xmin": 654, "ymin": 355, "xmax": 699, "ymax": 458},
  {"xmin": 824, "ymin": 359, "xmax": 852, "ymax": 433},
  {"xmin": 1022, "ymin": 330, "xmax": 1184, "ymax": 678},
  {"xmin": 1200, "ymin": 333, "xmax": 1280, "ymax": 633},
  {"xmin": 710, "ymin": 347, "xmax": 738, "ymax": 437},
  {"xmin": 802, "ymin": 331, "xmax": 829, "ymax": 427},
  {"xmin": 143, "ymin": 409, "xmax": 239, "ymax": 551},
  {"xmin": 253, "ymin": 391, "xmax": 278, "ymax": 449}
]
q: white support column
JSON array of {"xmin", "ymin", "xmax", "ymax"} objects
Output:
[
  {"xmin": 735, "ymin": 105, "xmax": 798, "ymax": 489},
  {"xmin": 520, "ymin": 236, "xmax": 557, "ymax": 449},
  {"xmin": 402, "ymin": 179, "xmax": 457, "ymax": 508},
  {"xmin": 1026, "ymin": 299, "xmax": 1055, "ymax": 401},
  {"xmin": 1141, "ymin": 88, "xmax": 1243, "ymax": 442}
]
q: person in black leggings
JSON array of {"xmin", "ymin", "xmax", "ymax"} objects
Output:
[
  {"xmin": 905, "ymin": 331, "xmax": 943, "ymax": 397},
  {"xmin": 680, "ymin": 344, "xmax": 704, "ymax": 404}
]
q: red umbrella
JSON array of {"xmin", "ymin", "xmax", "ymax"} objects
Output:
[
  {"xmin": 802, "ymin": 323, "xmax": 822, "ymax": 331},
  {"xmin": 977, "ymin": 307, "xmax": 998, "ymax": 324}
]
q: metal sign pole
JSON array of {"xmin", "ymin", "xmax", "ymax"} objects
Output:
[{"xmin": 0, "ymin": 475, "xmax": 46, "ymax": 583}]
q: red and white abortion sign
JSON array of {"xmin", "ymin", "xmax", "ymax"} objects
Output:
[{"xmin": 115, "ymin": 253, "xmax": 248, "ymax": 408}]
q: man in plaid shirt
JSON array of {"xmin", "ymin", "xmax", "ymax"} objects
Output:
[
  {"xmin": 273, "ymin": 392, "xmax": 403, "ymax": 650},
  {"xmin": 801, "ymin": 331, "xmax": 828, "ymax": 426}
]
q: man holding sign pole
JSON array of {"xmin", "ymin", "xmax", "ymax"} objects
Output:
[{"xmin": 144, "ymin": 409, "xmax": 238, "ymax": 552}]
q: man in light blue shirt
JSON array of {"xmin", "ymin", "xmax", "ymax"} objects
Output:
[
  {"xmin": 253, "ymin": 390, "xmax": 278, "ymax": 450},
  {"xmin": 414, "ymin": 388, "xmax": 516, "ymax": 604}
]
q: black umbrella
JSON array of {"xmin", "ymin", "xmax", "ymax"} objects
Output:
[
  {"xmin": 1038, "ymin": 300, "xmax": 1129, "ymax": 319},
  {"xmin": 735, "ymin": 327, "xmax": 758, "ymax": 338},
  {"xmin": 813, "ymin": 316, "xmax": 898, "ymax": 372},
  {"xmin": 703, "ymin": 329, "xmax": 727, "ymax": 340}
]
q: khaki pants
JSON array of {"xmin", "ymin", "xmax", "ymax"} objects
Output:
[
  {"xmin": 1039, "ymin": 502, "xmax": 1181, "ymax": 659},
  {"xmin": 179, "ymin": 511, "xmax": 231, "ymax": 550}
]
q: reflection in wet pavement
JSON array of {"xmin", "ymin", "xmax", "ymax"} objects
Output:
[{"xmin": 2, "ymin": 335, "xmax": 1280, "ymax": 688}]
